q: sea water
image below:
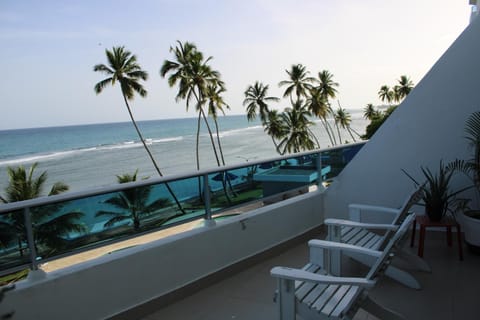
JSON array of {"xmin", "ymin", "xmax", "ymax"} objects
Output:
[{"xmin": 0, "ymin": 112, "xmax": 369, "ymax": 194}]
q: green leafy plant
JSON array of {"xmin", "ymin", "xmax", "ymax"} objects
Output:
[
  {"xmin": 403, "ymin": 161, "xmax": 470, "ymax": 221},
  {"xmin": 448, "ymin": 112, "xmax": 480, "ymax": 211}
]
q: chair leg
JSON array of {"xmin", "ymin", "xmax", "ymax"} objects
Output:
[
  {"xmin": 384, "ymin": 265, "xmax": 422, "ymax": 290},
  {"xmin": 362, "ymin": 295, "xmax": 406, "ymax": 320},
  {"xmin": 277, "ymin": 278, "xmax": 296, "ymax": 320},
  {"xmin": 395, "ymin": 248, "xmax": 432, "ymax": 272},
  {"xmin": 348, "ymin": 252, "xmax": 422, "ymax": 289}
]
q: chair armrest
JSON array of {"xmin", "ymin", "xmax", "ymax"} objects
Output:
[
  {"xmin": 325, "ymin": 218, "xmax": 399, "ymax": 231},
  {"xmin": 308, "ymin": 239, "xmax": 382, "ymax": 258},
  {"xmin": 349, "ymin": 204, "xmax": 400, "ymax": 223},
  {"xmin": 271, "ymin": 266, "xmax": 376, "ymax": 288}
]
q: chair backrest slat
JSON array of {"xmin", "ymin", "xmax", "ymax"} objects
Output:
[
  {"xmin": 366, "ymin": 213, "xmax": 415, "ymax": 280},
  {"xmin": 377, "ymin": 186, "xmax": 423, "ymax": 251},
  {"xmin": 391, "ymin": 185, "xmax": 424, "ymax": 225}
]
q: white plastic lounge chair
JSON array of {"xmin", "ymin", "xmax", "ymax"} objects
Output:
[
  {"xmin": 325, "ymin": 186, "xmax": 430, "ymax": 289},
  {"xmin": 270, "ymin": 213, "xmax": 415, "ymax": 320}
]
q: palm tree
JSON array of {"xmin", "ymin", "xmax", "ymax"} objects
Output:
[
  {"xmin": 161, "ymin": 41, "xmax": 223, "ymax": 170},
  {"xmin": 205, "ymin": 84, "xmax": 236, "ymax": 200},
  {"xmin": 306, "ymin": 87, "xmax": 335, "ymax": 146},
  {"xmin": 94, "ymin": 46, "xmax": 185, "ymax": 215},
  {"xmin": 205, "ymin": 83, "xmax": 230, "ymax": 165},
  {"xmin": 363, "ymin": 103, "xmax": 379, "ymax": 120},
  {"xmin": 396, "ymin": 75, "xmax": 414, "ymax": 101},
  {"xmin": 316, "ymin": 70, "xmax": 340, "ymax": 145},
  {"xmin": 278, "ymin": 64, "xmax": 315, "ymax": 104},
  {"xmin": 334, "ymin": 106, "xmax": 358, "ymax": 142},
  {"xmin": 243, "ymin": 82, "xmax": 279, "ymax": 123},
  {"xmin": 277, "ymin": 102, "xmax": 316, "ymax": 154},
  {"xmin": 96, "ymin": 170, "xmax": 171, "ymax": 231},
  {"xmin": 378, "ymin": 85, "xmax": 394, "ymax": 104},
  {"xmin": 0, "ymin": 163, "xmax": 85, "ymax": 255},
  {"xmin": 316, "ymin": 70, "xmax": 339, "ymax": 100},
  {"xmin": 263, "ymin": 109, "xmax": 288, "ymax": 154}
]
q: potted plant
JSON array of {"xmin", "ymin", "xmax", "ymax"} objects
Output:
[
  {"xmin": 403, "ymin": 162, "xmax": 469, "ymax": 222},
  {"xmin": 450, "ymin": 111, "xmax": 480, "ymax": 251}
]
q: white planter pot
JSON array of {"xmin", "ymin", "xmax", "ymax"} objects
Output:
[{"xmin": 458, "ymin": 210, "xmax": 480, "ymax": 247}]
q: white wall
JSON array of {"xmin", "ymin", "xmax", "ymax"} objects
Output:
[
  {"xmin": 324, "ymin": 17, "xmax": 480, "ymax": 218},
  {"xmin": 0, "ymin": 191, "xmax": 323, "ymax": 320}
]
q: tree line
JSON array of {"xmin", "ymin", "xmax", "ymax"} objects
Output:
[
  {"xmin": 244, "ymin": 65, "xmax": 361, "ymax": 155},
  {"xmin": 0, "ymin": 41, "xmax": 415, "ymax": 256}
]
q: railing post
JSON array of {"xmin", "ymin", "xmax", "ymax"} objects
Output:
[
  {"xmin": 203, "ymin": 173, "xmax": 215, "ymax": 227},
  {"xmin": 316, "ymin": 151, "xmax": 326, "ymax": 192},
  {"xmin": 23, "ymin": 208, "xmax": 39, "ymax": 270}
]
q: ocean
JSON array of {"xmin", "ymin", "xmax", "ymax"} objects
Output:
[{"xmin": 0, "ymin": 111, "xmax": 369, "ymax": 194}]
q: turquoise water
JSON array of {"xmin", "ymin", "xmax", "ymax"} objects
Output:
[{"xmin": 0, "ymin": 112, "xmax": 368, "ymax": 193}]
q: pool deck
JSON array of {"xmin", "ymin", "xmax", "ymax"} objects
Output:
[{"xmin": 40, "ymin": 201, "xmax": 264, "ymax": 272}]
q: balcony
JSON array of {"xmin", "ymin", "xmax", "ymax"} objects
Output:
[
  {"xmin": 0, "ymin": 143, "xmax": 365, "ymax": 319},
  {"xmin": 1, "ymin": 141, "xmax": 478, "ymax": 320},
  {"xmin": 131, "ymin": 231, "xmax": 479, "ymax": 320}
]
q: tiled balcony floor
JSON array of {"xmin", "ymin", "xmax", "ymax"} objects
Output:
[{"xmin": 138, "ymin": 229, "xmax": 480, "ymax": 320}]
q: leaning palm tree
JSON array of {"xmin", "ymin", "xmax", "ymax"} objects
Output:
[
  {"xmin": 306, "ymin": 87, "xmax": 335, "ymax": 146},
  {"xmin": 316, "ymin": 70, "xmax": 340, "ymax": 145},
  {"xmin": 94, "ymin": 46, "xmax": 185, "ymax": 214},
  {"xmin": 363, "ymin": 103, "xmax": 379, "ymax": 120},
  {"xmin": 316, "ymin": 70, "xmax": 339, "ymax": 101},
  {"xmin": 0, "ymin": 163, "xmax": 85, "ymax": 255},
  {"xmin": 396, "ymin": 75, "xmax": 414, "ymax": 101},
  {"xmin": 96, "ymin": 170, "xmax": 171, "ymax": 231},
  {"xmin": 378, "ymin": 85, "xmax": 394, "ymax": 104},
  {"xmin": 205, "ymin": 83, "xmax": 230, "ymax": 166},
  {"xmin": 277, "ymin": 102, "xmax": 316, "ymax": 154},
  {"xmin": 263, "ymin": 109, "xmax": 288, "ymax": 154},
  {"xmin": 243, "ymin": 81, "xmax": 279, "ymax": 123},
  {"xmin": 334, "ymin": 106, "xmax": 358, "ymax": 142},
  {"xmin": 278, "ymin": 64, "xmax": 315, "ymax": 104},
  {"xmin": 161, "ymin": 41, "xmax": 223, "ymax": 170},
  {"xmin": 205, "ymin": 83, "xmax": 236, "ymax": 200}
]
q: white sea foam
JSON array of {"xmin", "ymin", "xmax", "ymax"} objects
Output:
[
  {"xmin": 0, "ymin": 147, "xmax": 103, "ymax": 166},
  {"xmin": 218, "ymin": 125, "xmax": 263, "ymax": 138},
  {"xmin": 0, "ymin": 137, "xmax": 185, "ymax": 167},
  {"xmin": 151, "ymin": 136, "xmax": 183, "ymax": 143}
]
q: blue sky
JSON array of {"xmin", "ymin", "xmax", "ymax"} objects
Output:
[{"xmin": 0, "ymin": 0, "xmax": 471, "ymax": 130}]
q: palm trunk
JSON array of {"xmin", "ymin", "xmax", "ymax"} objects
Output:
[
  {"xmin": 196, "ymin": 112, "xmax": 202, "ymax": 200},
  {"xmin": 335, "ymin": 122, "xmax": 343, "ymax": 144},
  {"xmin": 308, "ymin": 128, "xmax": 320, "ymax": 149},
  {"xmin": 214, "ymin": 119, "xmax": 225, "ymax": 165},
  {"xmin": 349, "ymin": 127, "xmax": 362, "ymax": 139},
  {"xmin": 122, "ymin": 94, "xmax": 185, "ymax": 215},
  {"xmin": 195, "ymin": 111, "xmax": 202, "ymax": 170},
  {"xmin": 347, "ymin": 127, "xmax": 357, "ymax": 142},
  {"xmin": 199, "ymin": 108, "xmax": 221, "ymax": 166},
  {"xmin": 327, "ymin": 107, "xmax": 339, "ymax": 145},
  {"xmin": 271, "ymin": 136, "xmax": 283, "ymax": 155},
  {"xmin": 320, "ymin": 118, "xmax": 335, "ymax": 146},
  {"xmin": 214, "ymin": 118, "xmax": 236, "ymax": 198}
]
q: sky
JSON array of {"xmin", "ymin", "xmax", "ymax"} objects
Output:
[{"xmin": 0, "ymin": 0, "xmax": 472, "ymax": 130}]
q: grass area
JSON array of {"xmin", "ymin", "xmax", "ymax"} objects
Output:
[
  {"xmin": 211, "ymin": 186, "xmax": 263, "ymax": 208},
  {"xmin": 0, "ymin": 269, "xmax": 29, "ymax": 286}
]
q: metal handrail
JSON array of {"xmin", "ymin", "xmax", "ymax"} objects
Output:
[
  {"xmin": 0, "ymin": 141, "xmax": 366, "ymax": 276},
  {"xmin": 0, "ymin": 141, "xmax": 366, "ymax": 214}
]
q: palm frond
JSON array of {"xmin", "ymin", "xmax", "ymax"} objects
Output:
[
  {"xmin": 49, "ymin": 182, "xmax": 69, "ymax": 196},
  {"xmin": 94, "ymin": 78, "xmax": 113, "ymax": 94},
  {"xmin": 93, "ymin": 64, "xmax": 114, "ymax": 75}
]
